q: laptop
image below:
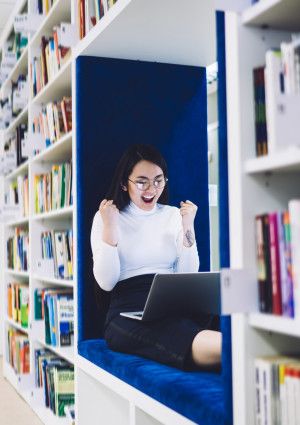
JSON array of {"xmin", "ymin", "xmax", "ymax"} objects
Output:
[{"xmin": 120, "ymin": 272, "xmax": 221, "ymax": 321}]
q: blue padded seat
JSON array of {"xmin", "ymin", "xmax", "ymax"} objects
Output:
[
  {"xmin": 78, "ymin": 339, "xmax": 225, "ymax": 425},
  {"xmin": 78, "ymin": 315, "xmax": 232, "ymax": 425}
]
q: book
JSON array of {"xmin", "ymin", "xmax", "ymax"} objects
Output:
[
  {"xmin": 289, "ymin": 200, "xmax": 300, "ymax": 318},
  {"xmin": 269, "ymin": 212, "xmax": 282, "ymax": 315}
]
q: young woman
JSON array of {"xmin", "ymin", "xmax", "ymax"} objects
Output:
[{"xmin": 90, "ymin": 144, "xmax": 221, "ymax": 370}]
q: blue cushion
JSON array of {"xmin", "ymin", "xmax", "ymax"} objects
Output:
[{"xmin": 78, "ymin": 338, "xmax": 226, "ymax": 425}]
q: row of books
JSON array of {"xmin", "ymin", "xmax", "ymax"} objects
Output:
[
  {"xmin": 78, "ymin": 0, "xmax": 118, "ymax": 39},
  {"xmin": 5, "ymin": 174, "xmax": 29, "ymax": 218},
  {"xmin": 0, "ymin": 75, "xmax": 28, "ymax": 129},
  {"xmin": 7, "ymin": 282, "xmax": 29, "ymax": 328},
  {"xmin": 34, "ymin": 162, "xmax": 72, "ymax": 214},
  {"xmin": 34, "ymin": 288, "xmax": 74, "ymax": 347},
  {"xmin": 7, "ymin": 227, "xmax": 29, "ymax": 272},
  {"xmin": 254, "ymin": 355, "xmax": 300, "ymax": 425},
  {"xmin": 39, "ymin": 229, "xmax": 73, "ymax": 280},
  {"xmin": 0, "ymin": 123, "xmax": 29, "ymax": 177},
  {"xmin": 0, "ymin": 20, "xmax": 28, "ymax": 85},
  {"xmin": 253, "ymin": 36, "xmax": 300, "ymax": 157},
  {"xmin": 32, "ymin": 96, "xmax": 72, "ymax": 148},
  {"xmin": 35, "ymin": 348, "xmax": 74, "ymax": 416},
  {"xmin": 30, "ymin": 26, "xmax": 71, "ymax": 97},
  {"xmin": 255, "ymin": 199, "xmax": 300, "ymax": 318},
  {"xmin": 32, "ymin": 0, "xmax": 57, "ymax": 15},
  {"xmin": 6, "ymin": 327, "xmax": 30, "ymax": 374}
]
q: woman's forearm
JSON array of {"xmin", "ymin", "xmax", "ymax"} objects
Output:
[
  {"xmin": 102, "ymin": 224, "xmax": 118, "ymax": 247},
  {"xmin": 182, "ymin": 225, "xmax": 195, "ymax": 248}
]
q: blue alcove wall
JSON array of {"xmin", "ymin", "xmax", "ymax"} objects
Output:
[{"xmin": 76, "ymin": 56, "xmax": 210, "ymax": 342}]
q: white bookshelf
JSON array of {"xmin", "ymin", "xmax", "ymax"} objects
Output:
[
  {"xmin": 0, "ymin": 0, "xmax": 233, "ymax": 424},
  {"xmin": 0, "ymin": 0, "xmax": 75, "ymax": 423},
  {"xmin": 245, "ymin": 147, "xmax": 300, "ymax": 173},
  {"xmin": 225, "ymin": 1, "xmax": 300, "ymax": 424},
  {"xmin": 242, "ymin": 0, "xmax": 300, "ymax": 31},
  {"xmin": 74, "ymin": 0, "xmax": 216, "ymax": 67},
  {"xmin": 32, "ymin": 206, "xmax": 73, "ymax": 221}
]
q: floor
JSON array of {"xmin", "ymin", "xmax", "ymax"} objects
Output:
[{"xmin": 0, "ymin": 356, "xmax": 42, "ymax": 425}]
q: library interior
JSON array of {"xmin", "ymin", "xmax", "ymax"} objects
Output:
[{"xmin": 0, "ymin": 0, "xmax": 300, "ymax": 424}]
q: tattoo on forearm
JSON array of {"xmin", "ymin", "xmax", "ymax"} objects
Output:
[{"xmin": 184, "ymin": 230, "xmax": 194, "ymax": 247}]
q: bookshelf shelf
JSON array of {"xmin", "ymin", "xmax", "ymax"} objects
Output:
[
  {"xmin": 5, "ymin": 268, "xmax": 29, "ymax": 278},
  {"xmin": 242, "ymin": 0, "xmax": 300, "ymax": 31},
  {"xmin": 249, "ymin": 312, "xmax": 300, "ymax": 338},
  {"xmin": 1, "ymin": 0, "xmax": 75, "ymax": 422},
  {"xmin": 3, "ymin": 361, "xmax": 34, "ymax": 395},
  {"xmin": 30, "ymin": 0, "xmax": 71, "ymax": 49},
  {"xmin": 4, "ymin": 105, "xmax": 28, "ymax": 136},
  {"xmin": 4, "ymin": 216, "xmax": 29, "ymax": 227},
  {"xmin": 32, "ymin": 206, "xmax": 73, "ymax": 221},
  {"xmin": 4, "ymin": 159, "xmax": 28, "ymax": 181},
  {"xmin": 32, "ymin": 400, "xmax": 72, "ymax": 425},
  {"xmin": 244, "ymin": 147, "xmax": 300, "ymax": 174},
  {"xmin": 5, "ymin": 316, "xmax": 29, "ymax": 334},
  {"xmin": 32, "ymin": 275, "xmax": 74, "ymax": 287},
  {"xmin": 74, "ymin": 0, "xmax": 216, "ymax": 67},
  {"xmin": 37, "ymin": 338, "xmax": 74, "ymax": 365},
  {"xmin": 31, "ymin": 59, "xmax": 72, "ymax": 106},
  {"xmin": 0, "ymin": 44, "xmax": 29, "ymax": 97},
  {"xmin": 32, "ymin": 132, "xmax": 72, "ymax": 164}
]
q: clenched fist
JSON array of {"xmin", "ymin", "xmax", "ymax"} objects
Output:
[
  {"xmin": 180, "ymin": 200, "xmax": 198, "ymax": 229},
  {"xmin": 99, "ymin": 199, "xmax": 119, "ymax": 246}
]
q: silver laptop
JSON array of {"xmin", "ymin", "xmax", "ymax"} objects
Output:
[{"xmin": 120, "ymin": 272, "xmax": 221, "ymax": 321}]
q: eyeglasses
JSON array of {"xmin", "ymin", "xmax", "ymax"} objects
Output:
[{"xmin": 128, "ymin": 177, "xmax": 168, "ymax": 191}]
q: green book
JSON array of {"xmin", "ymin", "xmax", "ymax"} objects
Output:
[
  {"xmin": 20, "ymin": 286, "xmax": 29, "ymax": 328},
  {"xmin": 34, "ymin": 289, "xmax": 43, "ymax": 320},
  {"xmin": 54, "ymin": 367, "xmax": 75, "ymax": 416},
  {"xmin": 44, "ymin": 294, "xmax": 51, "ymax": 344}
]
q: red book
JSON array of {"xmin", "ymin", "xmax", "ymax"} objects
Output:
[{"xmin": 269, "ymin": 212, "xmax": 282, "ymax": 315}]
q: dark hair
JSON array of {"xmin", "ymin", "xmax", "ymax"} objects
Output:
[{"xmin": 106, "ymin": 144, "xmax": 169, "ymax": 210}]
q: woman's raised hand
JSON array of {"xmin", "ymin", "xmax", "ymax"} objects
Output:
[
  {"xmin": 179, "ymin": 200, "xmax": 198, "ymax": 229},
  {"xmin": 99, "ymin": 199, "xmax": 120, "ymax": 229}
]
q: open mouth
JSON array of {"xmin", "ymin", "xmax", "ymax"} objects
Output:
[{"xmin": 141, "ymin": 195, "xmax": 155, "ymax": 204}]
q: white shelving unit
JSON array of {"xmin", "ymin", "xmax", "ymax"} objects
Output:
[
  {"xmin": 0, "ymin": 0, "xmax": 75, "ymax": 424},
  {"xmin": 224, "ymin": 0, "xmax": 300, "ymax": 424}
]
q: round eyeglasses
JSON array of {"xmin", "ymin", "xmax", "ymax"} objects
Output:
[{"xmin": 128, "ymin": 177, "xmax": 168, "ymax": 191}]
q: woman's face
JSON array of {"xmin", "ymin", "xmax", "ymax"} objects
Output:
[{"xmin": 126, "ymin": 160, "xmax": 165, "ymax": 211}]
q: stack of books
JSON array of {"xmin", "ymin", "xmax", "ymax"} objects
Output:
[
  {"xmin": 34, "ymin": 162, "xmax": 72, "ymax": 213},
  {"xmin": 7, "ymin": 227, "xmax": 29, "ymax": 272},
  {"xmin": 253, "ymin": 36, "xmax": 300, "ymax": 156},
  {"xmin": 7, "ymin": 283, "xmax": 29, "ymax": 328},
  {"xmin": 255, "ymin": 199, "xmax": 300, "ymax": 318},
  {"xmin": 32, "ymin": 96, "xmax": 72, "ymax": 148},
  {"xmin": 7, "ymin": 328, "xmax": 30, "ymax": 374},
  {"xmin": 38, "ymin": 229, "xmax": 73, "ymax": 280},
  {"xmin": 34, "ymin": 288, "xmax": 74, "ymax": 347},
  {"xmin": 30, "ymin": 26, "xmax": 71, "ymax": 97},
  {"xmin": 35, "ymin": 348, "xmax": 74, "ymax": 416},
  {"xmin": 5, "ymin": 174, "xmax": 29, "ymax": 218},
  {"xmin": 254, "ymin": 355, "xmax": 300, "ymax": 425}
]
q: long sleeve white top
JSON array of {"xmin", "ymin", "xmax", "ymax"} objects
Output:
[{"xmin": 90, "ymin": 201, "xmax": 199, "ymax": 291}]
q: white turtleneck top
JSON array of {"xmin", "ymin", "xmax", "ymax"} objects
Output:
[{"xmin": 90, "ymin": 202, "xmax": 200, "ymax": 291}]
